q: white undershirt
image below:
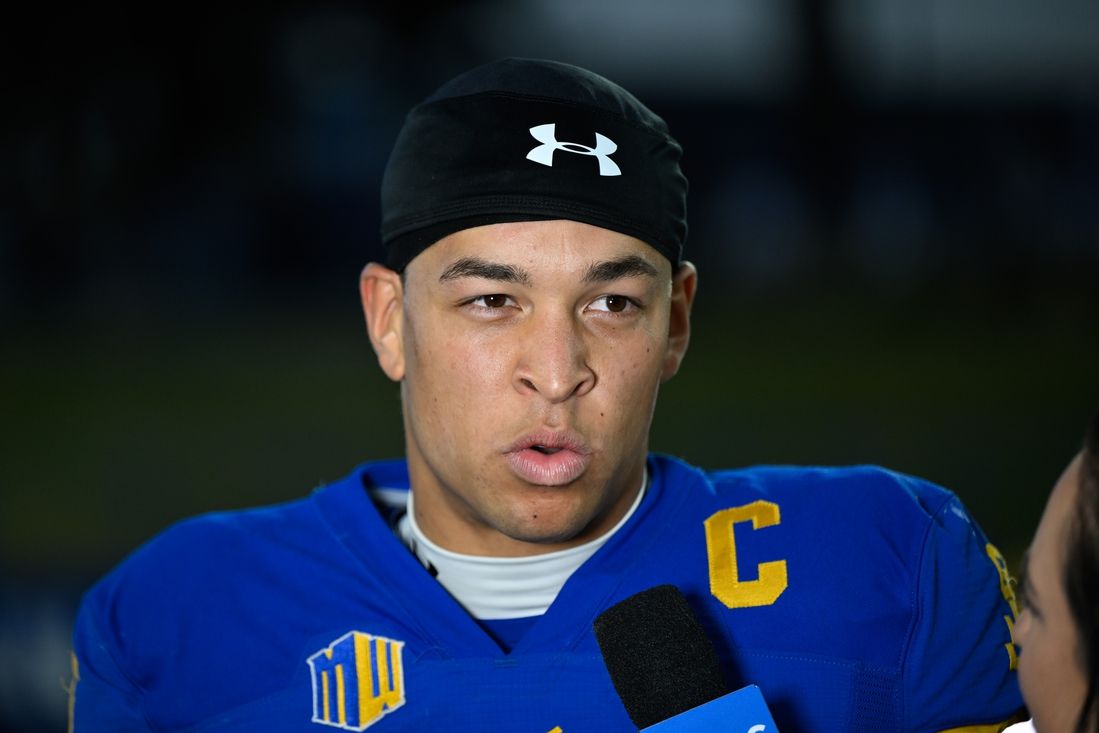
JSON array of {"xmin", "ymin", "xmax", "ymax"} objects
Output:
[{"xmin": 396, "ymin": 470, "xmax": 647, "ymax": 620}]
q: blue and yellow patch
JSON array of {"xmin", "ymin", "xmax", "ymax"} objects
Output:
[{"xmin": 307, "ymin": 631, "xmax": 406, "ymax": 731}]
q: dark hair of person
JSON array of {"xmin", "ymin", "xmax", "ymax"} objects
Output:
[{"xmin": 1067, "ymin": 408, "xmax": 1099, "ymax": 733}]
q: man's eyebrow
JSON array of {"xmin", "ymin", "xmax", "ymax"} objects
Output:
[
  {"xmin": 582, "ymin": 255, "xmax": 660, "ymax": 283},
  {"xmin": 438, "ymin": 257, "xmax": 532, "ymax": 285}
]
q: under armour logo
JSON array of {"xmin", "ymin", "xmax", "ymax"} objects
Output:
[{"xmin": 526, "ymin": 123, "xmax": 621, "ymax": 176}]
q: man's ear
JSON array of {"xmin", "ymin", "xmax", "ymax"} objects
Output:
[
  {"xmin": 360, "ymin": 263, "xmax": 406, "ymax": 381},
  {"xmin": 662, "ymin": 261, "xmax": 697, "ymax": 382}
]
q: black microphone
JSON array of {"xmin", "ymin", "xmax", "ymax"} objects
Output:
[{"xmin": 593, "ymin": 584, "xmax": 779, "ymax": 731}]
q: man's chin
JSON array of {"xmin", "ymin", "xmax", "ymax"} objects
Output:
[
  {"xmin": 494, "ymin": 515, "xmax": 592, "ymax": 553},
  {"xmin": 506, "ymin": 525, "xmax": 582, "ymax": 546}
]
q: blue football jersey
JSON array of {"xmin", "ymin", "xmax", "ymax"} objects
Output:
[{"xmin": 71, "ymin": 455, "xmax": 1022, "ymax": 732}]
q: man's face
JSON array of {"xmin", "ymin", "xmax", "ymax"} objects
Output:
[{"xmin": 362, "ymin": 220, "xmax": 695, "ymax": 556}]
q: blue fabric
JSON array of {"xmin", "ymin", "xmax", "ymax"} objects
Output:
[
  {"xmin": 71, "ymin": 455, "xmax": 1022, "ymax": 732},
  {"xmin": 477, "ymin": 617, "xmax": 540, "ymax": 653}
]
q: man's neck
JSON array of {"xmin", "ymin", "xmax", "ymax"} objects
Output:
[{"xmin": 396, "ymin": 470, "xmax": 647, "ymax": 619}]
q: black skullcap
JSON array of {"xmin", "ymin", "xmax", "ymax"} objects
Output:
[{"xmin": 380, "ymin": 58, "xmax": 687, "ymax": 271}]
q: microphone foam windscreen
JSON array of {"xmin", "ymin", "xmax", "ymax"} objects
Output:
[{"xmin": 593, "ymin": 585, "xmax": 728, "ymax": 729}]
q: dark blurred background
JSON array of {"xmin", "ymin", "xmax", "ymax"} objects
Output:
[{"xmin": 3, "ymin": 1, "xmax": 1098, "ymax": 729}]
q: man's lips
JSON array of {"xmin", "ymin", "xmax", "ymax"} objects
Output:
[{"xmin": 504, "ymin": 431, "xmax": 591, "ymax": 486}]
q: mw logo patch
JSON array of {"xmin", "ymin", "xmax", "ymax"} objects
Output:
[{"xmin": 307, "ymin": 631, "xmax": 405, "ymax": 731}]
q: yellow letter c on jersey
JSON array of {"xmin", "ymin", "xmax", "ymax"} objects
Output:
[{"xmin": 705, "ymin": 500, "xmax": 788, "ymax": 609}]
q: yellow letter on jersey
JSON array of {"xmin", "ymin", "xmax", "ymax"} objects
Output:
[
  {"xmin": 705, "ymin": 500, "xmax": 788, "ymax": 608},
  {"xmin": 985, "ymin": 543, "xmax": 1019, "ymax": 670}
]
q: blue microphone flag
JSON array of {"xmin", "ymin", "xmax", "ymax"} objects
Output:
[{"xmin": 641, "ymin": 684, "xmax": 780, "ymax": 732}]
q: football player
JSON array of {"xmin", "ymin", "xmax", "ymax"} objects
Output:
[{"xmin": 71, "ymin": 58, "xmax": 1024, "ymax": 732}]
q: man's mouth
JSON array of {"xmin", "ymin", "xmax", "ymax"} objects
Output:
[{"xmin": 505, "ymin": 432, "xmax": 591, "ymax": 486}]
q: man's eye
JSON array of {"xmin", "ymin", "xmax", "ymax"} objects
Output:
[
  {"xmin": 589, "ymin": 295, "xmax": 635, "ymax": 313},
  {"xmin": 471, "ymin": 294, "xmax": 512, "ymax": 308}
]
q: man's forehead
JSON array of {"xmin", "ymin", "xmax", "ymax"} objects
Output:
[
  {"xmin": 436, "ymin": 253, "xmax": 662, "ymax": 285},
  {"xmin": 411, "ymin": 221, "xmax": 670, "ymax": 280}
]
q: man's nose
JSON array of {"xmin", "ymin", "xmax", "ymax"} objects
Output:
[{"xmin": 513, "ymin": 313, "xmax": 596, "ymax": 403}]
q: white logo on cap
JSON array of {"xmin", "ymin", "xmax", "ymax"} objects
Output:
[{"xmin": 526, "ymin": 123, "xmax": 621, "ymax": 176}]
